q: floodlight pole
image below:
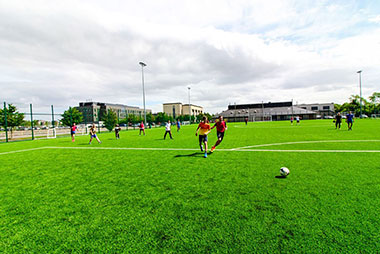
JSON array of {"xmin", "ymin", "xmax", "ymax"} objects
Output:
[
  {"xmin": 357, "ymin": 70, "xmax": 362, "ymax": 118},
  {"xmin": 188, "ymin": 86, "xmax": 191, "ymax": 123},
  {"xmin": 139, "ymin": 62, "xmax": 147, "ymax": 126}
]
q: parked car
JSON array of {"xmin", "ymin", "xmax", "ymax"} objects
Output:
[{"xmin": 323, "ymin": 116, "xmax": 334, "ymax": 119}]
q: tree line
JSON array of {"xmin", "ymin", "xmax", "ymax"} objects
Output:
[{"xmin": 334, "ymin": 92, "xmax": 380, "ymax": 116}]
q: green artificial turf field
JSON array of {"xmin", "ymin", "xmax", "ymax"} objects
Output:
[{"xmin": 1, "ymin": 119, "xmax": 380, "ymax": 253}]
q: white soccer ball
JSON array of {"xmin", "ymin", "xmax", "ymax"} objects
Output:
[{"xmin": 280, "ymin": 167, "xmax": 290, "ymax": 176}]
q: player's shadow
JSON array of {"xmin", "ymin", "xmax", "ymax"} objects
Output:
[
  {"xmin": 174, "ymin": 152, "xmax": 208, "ymax": 158},
  {"xmin": 275, "ymin": 175, "xmax": 287, "ymax": 179}
]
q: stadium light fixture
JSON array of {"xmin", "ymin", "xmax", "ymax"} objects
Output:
[
  {"xmin": 139, "ymin": 62, "xmax": 147, "ymax": 126},
  {"xmin": 357, "ymin": 70, "xmax": 362, "ymax": 118}
]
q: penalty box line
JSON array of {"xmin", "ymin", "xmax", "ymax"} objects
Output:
[
  {"xmin": 46, "ymin": 147, "xmax": 380, "ymax": 153},
  {"xmin": 233, "ymin": 140, "xmax": 380, "ymax": 150},
  {"xmin": 1, "ymin": 146, "xmax": 380, "ymax": 156}
]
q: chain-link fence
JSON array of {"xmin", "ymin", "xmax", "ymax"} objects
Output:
[{"xmin": 0, "ymin": 101, "xmax": 159, "ymax": 143}]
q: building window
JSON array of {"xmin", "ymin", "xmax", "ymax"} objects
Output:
[
  {"xmin": 323, "ymin": 106, "xmax": 330, "ymax": 110},
  {"xmin": 311, "ymin": 106, "xmax": 318, "ymax": 110}
]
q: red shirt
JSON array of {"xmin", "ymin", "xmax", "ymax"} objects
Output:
[
  {"xmin": 140, "ymin": 123, "xmax": 144, "ymax": 129},
  {"xmin": 71, "ymin": 125, "xmax": 77, "ymax": 132},
  {"xmin": 214, "ymin": 121, "xmax": 226, "ymax": 132}
]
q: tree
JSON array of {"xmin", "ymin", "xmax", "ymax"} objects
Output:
[
  {"xmin": 369, "ymin": 92, "xmax": 380, "ymax": 104},
  {"xmin": 0, "ymin": 104, "xmax": 25, "ymax": 138},
  {"xmin": 102, "ymin": 109, "xmax": 118, "ymax": 131},
  {"xmin": 61, "ymin": 107, "xmax": 83, "ymax": 126}
]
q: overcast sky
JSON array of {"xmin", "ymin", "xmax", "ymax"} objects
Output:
[{"xmin": 1, "ymin": 0, "xmax": 379, "ymax": 114}]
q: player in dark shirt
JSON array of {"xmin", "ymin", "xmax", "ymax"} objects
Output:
[
  {"xmin": 335, "ymin": 112, "xmax": 342, "ymax": 129},
  {"xmin": 115, "ymin": 124, "xmax": 121, "ymax": 139},
  {"xmin": 210, "ymin": 116, "xmax": 227, "ymax": 153},
  {"xmin": 346, "ymin": 111, "xmax": 354, "ymax": 130}
]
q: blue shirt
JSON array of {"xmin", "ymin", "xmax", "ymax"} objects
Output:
[{"xmin": 346, "ymin": 114, "xmax": 354, "ymax": 122}]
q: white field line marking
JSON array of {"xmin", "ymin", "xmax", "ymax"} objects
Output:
[
  {"xmin": 0, "ymin": 147, "xmax": 46, "ymax": 156},
  {"xmin": 233, "ymin": 125, "xmax": 332, "ymax": 129},
  {"xmin": 44, "ymin": 146, "xmax": 200, "ymax": 151},
  {"xmin": 227, "ymin": 149, "xmax": 380, "ymax": 153},
  {"xmin": 233, "ymin": 140, "xmax": 380, "ymax": 150}
]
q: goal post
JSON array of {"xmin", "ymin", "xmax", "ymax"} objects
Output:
[{"xmin": 47, "ymin": 128, "xmax": 56, "ymax": 139}]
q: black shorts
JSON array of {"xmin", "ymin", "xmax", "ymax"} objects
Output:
[
  {"xmin": 217, "ymin": 131, "xmax": 225, "ymax": 141},
  {"xmin": 199, "ymin": 135, "xmax": 208, "ymax": 143}
]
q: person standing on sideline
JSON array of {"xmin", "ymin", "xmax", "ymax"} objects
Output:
[
  {"xmin": 164, "ymin": 120, "xmax": 173, "ymax": 139},
  {"xmin": 296, "ymin": 116, "xmax": 300, "ymax": 126},
  {"xmin": 244, "ymin": 117, "xmax": 248, "ymax": 125},
  {"xmin": 335, "ymin": 112, "xmax": 342, "ymax": 129},
  {"xmin": 89, "ymin": 123, "xmax": 101, "ymax": 144},
  {"xmin": 346, "ymin": 111, "xmax": 354, "ymax": 130},
  {"xmin": 195, "ymin": 116, "xmax": 211, "ymax": 158},
  {"xmin": 176, "ymin": 119, "xmax": 181, "ymax": 132},
  {"xmin": 115, "ymin": 124, "xmax": 121, "ymax": 139},
  {"xmin": 71, "ymin": 123, "xmax": 78, "ymax": 142},
  {"xmin": 139, "ymin": 121, "xmax": 145, "ymax": 136},
  {"xmin": 210, "ymin": 116, "xmax": 227, "ymax": 153},
  {"xmin": 290, "ymin": 116, "xmax": 294, "ymax": 125}
]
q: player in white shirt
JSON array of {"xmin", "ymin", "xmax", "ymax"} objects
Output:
[{"xmin": 164, "ymin": 120, "xmax": 173, "ymax": 139}]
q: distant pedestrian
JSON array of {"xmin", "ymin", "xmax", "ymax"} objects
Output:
[
  {"xmin": 115, "ymin": 124, "xmax": 121, "ymax": 139},
  {"xmin": 335, "ymin": 112, "xmax": 342, "ymax": 129},
  {"xmin": 89, "ymin": 124, "xmax": 101, "ymax": 144},
  {"xmin": 346, "ymin": 111, "xmax": 354, "ymax": 130},
  {"xmin": 139, "ymin": 121, "xmax": 145, "ymax": 136},
  {"xmin": 71, "ymin": 122, "xmax": 78, "ymax": 142},
  {"xmin": 164, "ymin": 120, "xmax": 173, "ymax": 139},
  {"xmin": 176, "ymin": 119, "xmax": 181, "ymax": 132}
]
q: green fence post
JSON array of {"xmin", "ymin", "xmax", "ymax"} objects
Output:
[
  {"xmin": 84, "ymin": 109, "xmax": 87, "ymax": 134},
  {"xmin": 97, "ymin": 109, "xmax": 100, "ymax": 133},
  {"xmin": 30, "ymin": 104, "xmax": 34, "ymax": 140},
  {"xmin": 51, "ymin": 105, "xmax": 55, "ymax": 129},
  {"xmin": 4, "ymin": 102, "xmax": 8, "ymax": 143}
]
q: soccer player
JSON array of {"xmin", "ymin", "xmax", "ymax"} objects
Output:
[
  {"xmin": 290, "ymin": 116, "xmax": 294, "ymax": 125},
  {"xmin": 195, "ymin": 116, "xmax": 211, "ymax": 158},
  {"xmin": 164, "ymin": 120, "xmax": 173, "ymax": 139},
  {"xmin": 335, "ymin": 112, "xmax": 342, "ymax": 129},
  {"xmin": 244, "ymin": 117, "xmax": 248, "ymax": 125},
  {"xmin": 176, "ymin": 119, "xmax": 181, "ymax": 132},
  {"xmin": 71, "ymin": 123, "xmax": 78, "ymax": 142},
  {"xmin": 296, "ymin": 116, "xmax": 300, "ymax": 125},
  {"xmin": 139, "ymin": 121, "xmax": 145, "ymax": 136},
  {"xmin": 115, "ymin": 124, "xmax": 121, "ymax": 139},
  {"xmin": 210, "ymin": 116, "xmax": 227, "ymax": 153},
  {"xmin": 346, "ymin": 111, "xmax": 354, "ymax": 130},
  {"xmin": 89, "ymin": 123, "xmax": 101, "ymax": 144}
]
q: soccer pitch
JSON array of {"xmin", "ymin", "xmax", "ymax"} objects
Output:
[{"xmin": 1, "ymin": 120, "xmax": 380, "ymax": 252}]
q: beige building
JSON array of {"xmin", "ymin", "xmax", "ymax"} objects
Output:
[
  {"xmin": 163, "ymin": 102, "xmax": 203, "ymax": 118},
  {"xmin": 77, "ymin": 102, "xmax": 152, "ymax": 123}
]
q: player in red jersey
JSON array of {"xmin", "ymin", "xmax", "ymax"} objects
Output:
[
  {"xmin": 210, "ymin": 116, "xmax": 227, "ymax": 153},
  {"xmin": 71, "ymin": 123, "xmax": 78, "ymax": 142},
  {"xmin": 139, "ymin": 121, "xmax": 145, "ymax": 136}
]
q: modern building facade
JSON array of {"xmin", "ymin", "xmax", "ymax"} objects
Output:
[
  {"xmin": 76, "ymin": 102, "xmax": 152, "ymax": 123},
  {"xmin": 163, "ymin": 102, "xmax": 203, "ymax": 118},
  {"xmin": 216, "ymin": 101, "xmax": 317, "ymax": 122},
  {"xmin": 297, "ymin": 103, "xmax": 335, "ymax": 117}
]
